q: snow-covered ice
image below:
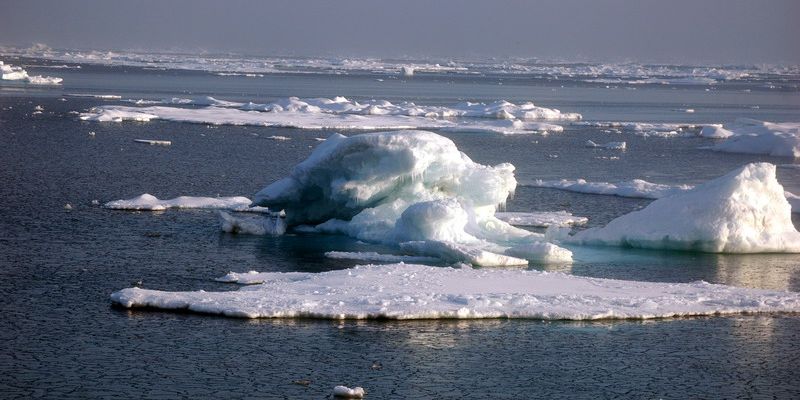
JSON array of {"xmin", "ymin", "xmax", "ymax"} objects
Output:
[
  {"xmin": 0, "ymin": 60, "xmax": 62, "ymax": 85},
  {"xmin": 571, "ymin": 163, "xmax": 800, "ymax": 253},
  {"xmin": 251, "ymin": 130, "xmax": 571, "ymax": 266},
  {"xmin": 495, "ymin": 211, "xmax": 588, "ymax": 227},
  {"xmin": 103, "ymin": 193, "xmax": 260, "ymax": 212},
  {"xmin": 521, "ymin": 178, "xmax": 693, "ymax": 199},
  {"xmin": 110, "ymin": 263, "xmax": 800, "ymax": 320},
  {"xmin": 710, "ymin": 119, "xmax": 800, "ymax": 158},
  {"xmin": 79, "ymin": 96, "xmax": 581, "ymax": 135}
]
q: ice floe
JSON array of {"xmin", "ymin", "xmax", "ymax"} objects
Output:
[
  {"xmin": 521, "ymin": 178, "xmax": 693, "ymax": 199},
  {"xmin": 710, "ymin": 119, "xmax": 800, "ymax": 158},
  {"xmin": 571, "ymin": 163, "xmax": 800, "ymax": 253},
  {"xmin": 495, "ymin": 211, "xmax": 588, "ymax": 227},
  {"xmin": 110, "ymin": 263, "xmax": 800, "ymax": 320},
  {"xmin": 79, "ymin": 96, "xmax": 580, "ymax": 135},
  {"xmin": 585, "ymin": 140, "xmax": 626, "ymax": 150},
  {"xmin": 0, "ymin": 60, "xmax": 62, "ymax": 85},
  {"xmin": 103, "ymin": 193, "xmax": 260, "ymax": 212},
  {"xmin": 252, "ymin": 130, "xmax": 571, "ymax": 266}
]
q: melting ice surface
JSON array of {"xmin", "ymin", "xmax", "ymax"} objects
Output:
[
  {"xmin": 79, "ymin": 96, "xmax": 579, "ymax": 134},
  {"xmin": 110, "ymin": 263, "xmax": 800, "ymax": 320},
  {"xmin": 253, "ymin": 130, "xmax": 570, "ymax": 266},
  {"xmin": 571, "ymin": 163, "xmax": 800, "ymax": 253},
  {"xmin": 0, "ymin": 60, "xmax": 62, "ymax": 85}
]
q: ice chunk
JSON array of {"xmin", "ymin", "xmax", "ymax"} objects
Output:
[
  {"xmin": 110, "ymin": 263, "xmax": 800, "ymax": 319},
  {"xmin": 504, "ymin": 242, "xmax": 573, "ymax": 263},
  {"xmin": 399, "ymin": 240, "xmax": 529, "ymax": 267},
  {"xmin": 219, "ymin": 211, "xmax": 287, "ymax": 236},
  {"xmin": 104, "ymin": 193, "xmax": 256, "ymax": 211},
  {"xmin": 133, "ymin": 139, "xmax": 171, "ymax": 146},
  {"xmin": 333, "ymin": 386, "xmax": 365, "ymax": 398},
  {"xmin": 571, "ymin": 163, "xmax": 800, "ymax": 253},
  {"xmin": 401, "ymin": 66, "xmax": 414, "ymax": 76},
  {"xmin": 495, "ymin": 211, "xmax": 588, "ymax": 227},
  {"xmin": 1, "ymin": 60, "xmax": 62, "ymax": 85},
  {"xmin": 700, "ymin": 124, "xmax": 734, "ymax": 138},
  {"xmin": 324, "ymin": 251, "xmax": 440, "ymax": 264},
  {"xmin": 711, "ymin": 119, "xmax": 800, "ymax": 158}
]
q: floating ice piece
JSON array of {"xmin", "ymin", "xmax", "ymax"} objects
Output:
[
  {"xmin": 219, "ymin": 211, "xmax": 287, "ymax": 235},
  {"xmin": 1, "ymin": 60, "xmax": 62, "ymax": 85},
  {"xmin": 401, "ymin": 66, "xmax": 414, "ymax": 76},
  {"xmin": 521, "ymin": 178, "xmax": 693, "ymax": 199},
  {"xmin": 251, "ymin": 130, "xmax": 570, "ymax": 264},
  {"xmin": 580, "ymin": 122, "xmax": 702, "ymax": 138},
  {"xmin": 324, "ymin": 251, "xmax": 440, "ymax": 264},
  {"xmin": 700, "ymin": 124, "xmax": 734, "ymax": 139},
  {"xmin": 571, "ymin": 163, "xmax": 800, "ymax": 253},
  {"xmin": 711, "ymin": 119, "xmax": 800, "ymax": 158},
  {"xmin": 333, "ymin": 386, "xmax": 365, "ymax": 399},
  {"xmin": 133, "ymin": 139, "xmax": 171, "ymax": 146},
  {"xmin": 495, "ymin": 211, "xmax": 588, "ymax": 227},
  {"xmin": 103, "ymin": 193, "xmax": 256, "ymax": 211},
  {"xmin": 265, "ymin": 135, "xmax": 290, "ymax": 141},
  {"xmin": 110, "ymin": 263, "xmax": 800, "ymax": 320},
  {"xmin": 504, "ymin": 242, "xmax": 573, "ymax": 263},
  {"xmin": 66, "ymin": 93, "xmax": 122, "ymax": 100},
  {"xmin": 399, "ymin": 240, "xmax": 529, "ymax": 267},
  {"xmin": 585, "ymin": 140, "xmax": 626, "ymax": 150}
]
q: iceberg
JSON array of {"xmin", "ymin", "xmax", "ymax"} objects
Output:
[
  {"xmin": 571, "ymin": 163, "xmax": 800, "ymax": 253},
  {"xmin": 252, "ymin": 130, "xmax": 570, "ymax": 266},
  {"xmin": 0, "ymin": 60, "xmax": 62, "ymax": 85},
  {"xmin": 710, "ymin": 119, "xmax": 800, "ymax": 158},
  {"xmin": 110, "ymin": 263, "xmax": 800, "ymax": 320}
]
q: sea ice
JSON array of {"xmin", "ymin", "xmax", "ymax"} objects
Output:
[
  {"xmin": 521, "ymin": 178, "xmax": 693, "ymax": 199},
  {"xmin": 252, "ymin": 130, "xmax": 570, "ymax": 265},
  {"xmin": 710, "ymin": 119, "xmax": 800, "ymax": 158},
  {"xmin": 103, "ymin": 193, "xmax": 259, "ymax": 211},
  {"xmin": 110, "ymin": 263, "xmax": 800, "ymax": 319},
  {"xmin": 585, "ymin": 140, "xmax": 626, "ymax": 150},
  {"xmin": 333, "ymin": 385, "xmax": 365, "ymax": 398},
  {"xmin": 571, "ymin": 163, "xmax": 800, "ymax": 253},
  {"xmin": 495, "ymin": 211, "xmax": 588, "ymax": 227},
  {"xmin": 1, "ymin": 60, "xmax": 63, "ymax": 85}
]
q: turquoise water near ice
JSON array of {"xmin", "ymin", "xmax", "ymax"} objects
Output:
[{"xmin": 1, "ymin": 58, "xmax": 799, "ymax": 398}]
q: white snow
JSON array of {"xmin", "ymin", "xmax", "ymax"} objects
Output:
[
  {"xmin": 0, "ymin": 60, "xmax": 62, "ymax": 85},
  {"xmin": 495, "ymin": 211, "xmax": 588, "ymax": 227},
  {"xmin": 110, "ymin": 263, "xmax": 800, "ymax": 320},
  {"xmin": 710, "ymin": 119, "xmax": 800, "ymax": 158},
  {"xmin": 521, "ymin": 178, "xmax": 693, "ymax": 199},
  {"xmin": 103, "ymin": 193, "xmax": 257, "ymax": 211},
  {"xmin": 571, "ymin": 163, "xmax": 800, "ymax": 253},
  {"xmin": 252, "ymin": 130, "xmax": 571, "ymax": 266},
  {"xmin": 79, "ymin": 96, "xmax": 581, "ymax": 135}
]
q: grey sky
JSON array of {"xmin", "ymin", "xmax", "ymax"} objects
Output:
[{"xmin": 1, "ymin": 0, "xmax": 798, "ymax": 64}]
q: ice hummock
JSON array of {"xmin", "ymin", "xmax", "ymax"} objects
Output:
[
  {"xmin": 252, "ymin": 130, "xmax": 571, "ymax": 266},
  {"xmin": 0, "ymin": 60, "xmax": 62, "ymax": 85},
  {"xmin": 571, "ymin": 163, "xmax": 800, "ymax": 253},
  {"xmin": 110, "ymin": 263, "xmax": 800, "ymax": 320},
  {"xmin": 710, "ymin": 119, "xmax": 800, "ymax": 158}
]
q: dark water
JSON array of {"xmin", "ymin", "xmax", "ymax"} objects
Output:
[{"xmin": 2, "ymin": 64, "xmax": 800, "ymax": 398}]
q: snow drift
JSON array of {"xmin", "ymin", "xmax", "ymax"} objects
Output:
[{"xmin": 571, "ymin": 163, "xmax": 800, "ymax": 253}]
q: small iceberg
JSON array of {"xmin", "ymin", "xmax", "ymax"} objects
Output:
[
  {"xmin": 710, "ymin": 119, "xmax": 799, "ymax": 158},
  {"xmin": 571, "ymin": 163, "xmax": 800, "ymax": 253}
]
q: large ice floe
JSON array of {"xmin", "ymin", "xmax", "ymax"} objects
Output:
[
  {"xmin": 79, "ymin": 96, "xmax": 580, "ymax": 135},
  {"xmin": 0, "ymin": 60, "xmax": 62, "ymax": 85},
  {"xmin": 252, "ymin": 130, "xmax": 571, "ymax": 266},
  {"xmin": 110, "ymin": 263, "xmax": 800, "ymax": 319},
  {"xmin": 709, "ymin": 119, "xmax": 800, "ymax": 158},
  {"xmin": 571, "ymin": 163, "xmax": 800, "ymax": 253}
]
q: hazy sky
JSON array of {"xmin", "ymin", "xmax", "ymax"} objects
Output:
[{"xmin": 1, "ymin": 0, "xmax": 798, "ymax": 63}]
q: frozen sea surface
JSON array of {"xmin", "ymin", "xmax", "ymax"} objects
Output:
[{"xmin": 1, "ymin": 59, "xmax": 799, "ymax": 398}]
